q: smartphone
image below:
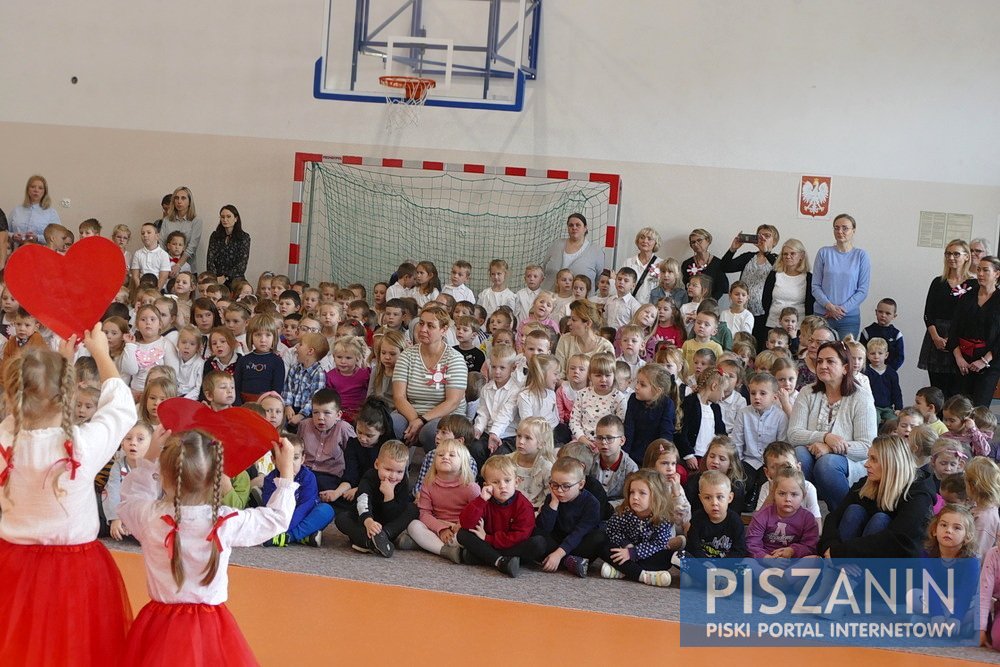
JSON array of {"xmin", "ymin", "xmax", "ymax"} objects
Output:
[{"xmin": 738, "ymin": 233, "xmax": 759, "ymax": 244}]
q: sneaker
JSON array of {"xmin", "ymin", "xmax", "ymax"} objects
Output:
[
  {"xmin": 496, "ymin": 556, "xmax": 520, "ymax": 578},
  {"xmin": 639, "ymin": 570, "xmax": 672, "ymax": 587},
  {"xmin": 440, "ymin": 544, "xmax": 463, "ymax": 564},
  {"xmin": 394, "ymin": 532, "xmax": 416, "ymax": 551},
  {"xmin": 248, "ymin": 486, "xmax": 263, "ymax": 508},
  {"xmin": 561, "ymin": 555, "xmax": 589, "ymax": 578},
  {"xmin": 350, "ymin": 542, "xmax": 372, "ymax": 554},
  {"xmin": 264, "ymin": 532, "xmax": 288, "ymax": 547},
  {"xmin": 600, "ymin": 562, "xmax": 626, "ymax": 579},
  {"xmin": 371, "ymin": 531, "xmax": 394, "ymax": 558},
  {"xmin": 298, "ymin": 531, "xmax": 322, "ymax": 547}
]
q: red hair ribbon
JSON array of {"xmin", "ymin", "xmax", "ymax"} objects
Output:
[
  {"xmin": 0, "ymin": 445, "xmax": 13, "ymax": 485},
  {"xmin": 206, "ymin": 512, "xmax": 239, "ymax": 551},
  {"xmin": 41, "ymin": 440, "xmax": 82, "ymax": 490},
  {"xmin": 161, "ymin": 515, "xmax": 179, "ymax": 558},
  {"xmin": 57, "ymin": 440, "xmax": 81, "ymax": 481}
]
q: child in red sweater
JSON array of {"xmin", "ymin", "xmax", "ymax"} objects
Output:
[{"xmin": 457, "ymin": 455, "xmax": 545, "ymax": 577}]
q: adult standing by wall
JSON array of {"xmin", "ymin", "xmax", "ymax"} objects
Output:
[
  {"xmin": 206, "ymin": 205, "xmax": 251, "ymax": 286},
  {"xmin": 947, "ymin": 255, "xmax": 1000, "ymax": 408},
  {"xmin": 970, "ymin": 237, "xmax": 992, "ymax": 266},
  {"xmin": 9, "ymin": 175, "xmax": 59, "ymax": 248},
  {"xmin": 761, "ymin": 238, "xmax": 814, "ymax": 342},
  {"xmin": 721, "ymin": 224, "xmax": 779, "ymax": 345},
  {"xmin": 917, "ymin": 240, "xmax": 977, "ymax": 398},
  {"xmin": 620, "ymin": 227, "xmax": 662, "ymax": 305},
  {"xmin": 788, "ymin": 340, "xmax": 877, "ymax": 512},
  {"xmin": 391, "ymin": 304, "xmax": 468, "ymax": 451},
  {"xmin": 541, "ymin": 213, "xmax": 605, "ymax": 290},
  {"xmin": 818, "ymin": 435, "xmax": 934, "ymax": 558},
  {"xmin": 159, "ymin": 186, "xmax": 203, "ymax": 276},
  {"xmin": 681, "ymin": 228, "xmax": 728, "ymax": 301},
  {"xmin": 812, "ymin": 213, "xmax": 870, "ymax": 339}
]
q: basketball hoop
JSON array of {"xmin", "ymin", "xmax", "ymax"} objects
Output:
[{"xmin": 380, "ymin": 76, "xmax": 435, "ymax": 132}]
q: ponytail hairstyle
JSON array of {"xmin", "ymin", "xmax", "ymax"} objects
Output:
[
  {"xmin": 1, "ymin": 348, "xmax": 76, "ymax": 501},
  {"xmin": 355, "ymin": 396, "xmax": 395, "ymax": 449},
  {"xmin": 524, "ymin": 353, "xmax": 560, "ymax": 398},
  {"xmin": 635, "ymin": 363, "xmax": 672, "ymax": 408},
  {"xmin": 159, "ymin": 430, "xmax": 225, "ymax": 590}
]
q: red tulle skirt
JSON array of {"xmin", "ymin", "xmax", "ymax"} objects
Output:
[
  {"xmin": 122, "ymin": 601, "xmax": 259, "ymax": 667},
  {"xmin": 0, "ymin": 539, "xmax": 132, "ymax": 666}
]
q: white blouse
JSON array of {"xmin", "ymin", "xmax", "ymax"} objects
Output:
[
  {"xmin": 0, "ymin": 378, "xmax": 137, "ymax": 545},
  {"xmin": 766, "ymin": 272, "xmax": 808, "ymax": 327},
  {"xmin": 119, "ymin": 459, "xmax": 297, "ymax": 605}
]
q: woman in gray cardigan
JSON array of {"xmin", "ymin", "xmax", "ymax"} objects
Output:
[
  {"xmin": 541, "ymin": 213, "xmax": 605, "ymax": 290},
  {"xmin": 788, "ymin": 340, "xmax": 877, "ymax": 513}
]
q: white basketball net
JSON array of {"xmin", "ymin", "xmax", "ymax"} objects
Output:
[{"xmin": 381, "ymin": 77, "xmax": 435, "ymax": 132}]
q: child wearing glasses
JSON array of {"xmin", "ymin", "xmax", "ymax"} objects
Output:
[
  {"xmin": 533, "ymin": 457, "xmax": 605, "ymax": 578},
  {"xmin": 594, "ymin": 415, "xmax": 639, "ymax": 501}
]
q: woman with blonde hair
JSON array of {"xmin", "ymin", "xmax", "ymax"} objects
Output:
[
  {"xmin": 761, "ymin": 238, "xmax": 813, "ymax": 344},
  {"xmin": 9, "ymin": 174, "xmax": 60, "ymax": 251},
  {"xmin": 918, "ymin": 239, "xmax": 976, "ymax": 398},
  {"xmin": 621, "ymin": 227, "xmax": 662, "ymax": 304},
  {"xmin": 818, "ymin": 435, "xmax": 935, "ymax": 558},
  {"xmin": 553, "ymin": 299, "xmax": 614, "ymax": 373}
]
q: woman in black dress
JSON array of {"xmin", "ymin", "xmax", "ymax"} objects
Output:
[
  {"xmin": 947, "ymin": 255, "xmax": 1000, "ymax": 408},
  {"xmin": 206, "ymin": 205, "xmax": 251, "ymax": 287},
  {"xmin": 918, "ymin": 240, "xmax": 976, "ymax": 398}
]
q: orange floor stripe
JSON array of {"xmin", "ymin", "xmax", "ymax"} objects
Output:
[{"xmin": 111, "ymin": 552, "xmax": 979, "ymax": 666}]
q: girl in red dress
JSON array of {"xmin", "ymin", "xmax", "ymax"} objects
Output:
[
  {"xmin": 119, "ymin": 429, "xmax": 296, "ymax": 667},
  {"xmin": 0, "ymin": 324, "xmax": 136, "ymax": 666}
]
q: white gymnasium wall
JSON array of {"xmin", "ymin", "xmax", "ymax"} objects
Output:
[{"xmin": 0, "ymin": 0, "xmax": 999, "ymax": 397}]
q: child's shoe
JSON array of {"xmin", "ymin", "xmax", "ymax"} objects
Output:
[
  {"xmin": 371, "ymin": 531, "xmax": 394, "ymax": 558},
  {"xmin": 394, "ymin": 532, "xmax": 416, "ymax": 550},
  {"xmin": 639, "ymin": 570, "xmax": 671, "ymax": 587},
  {"xmin": 298, "ymin": 531, "xmax": 322, "ymax": 547},
  {"xmin": 600, "ymin": 562, "xmax": 626, "ymax": 579},
  {"xmin": 496, "ymin": 556, "xmax": 520, "ymax": 578},
  {"xmin": 264, "ymin": 533, "xmax": 288, "ymax": 547},
  {"xmin": 351, "ymin": 542, "xmax": 372, "ymax": 554},
  {"xmin": 440, "ymin": 544, "xmax": 462, "ymax": 564},
  {"xmin": 561, "ymin": 555, "xmax": 589, "ymax": 578}
]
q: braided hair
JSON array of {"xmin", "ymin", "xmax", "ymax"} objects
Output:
[
  {"xmin": 159, "ymin": 430, "xmax": 224, "ymax": 591},
  {"xmin": 1, "ymin": 349, "xmax": 75, "ymax": 501}
]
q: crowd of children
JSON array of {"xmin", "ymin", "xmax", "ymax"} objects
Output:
[{"xmin": 4, "ymin": 213, "xmax": 1000, "ymax": 663}]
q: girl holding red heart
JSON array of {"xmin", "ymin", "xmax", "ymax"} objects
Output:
[
  {"xmin": 118, "ymin": 429, "xmax": 297, "ymax": 666},
  {"xmin": 0, "ymin": 323, "xmax": 138, "ymax": 666}
]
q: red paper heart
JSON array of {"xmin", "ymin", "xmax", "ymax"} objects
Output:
[
  {"xmin": 5, "ymin": 237, "xmax": 126, "ymax": 340},
  {"xmin": 157, "ymin": 398, "xmax": 279, "ymax": 478}
]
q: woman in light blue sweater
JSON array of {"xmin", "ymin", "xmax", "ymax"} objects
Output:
[{"xmin": 811, "ymin": 213, "xmax": 871, "ymax": 339}]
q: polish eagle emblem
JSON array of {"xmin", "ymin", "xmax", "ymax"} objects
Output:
[{"xmin": 799, "ymin": 176, "xmax": 831, "ymax": 217}]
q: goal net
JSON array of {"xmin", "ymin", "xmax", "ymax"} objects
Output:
[{"xmin": 294, "ymin": 157, "xmax": 621, "ymax": 294}]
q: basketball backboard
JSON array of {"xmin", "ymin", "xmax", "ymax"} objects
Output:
[{"xmin": 314, "ymin": 0, "xmax": 540, "ymax": 111}]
